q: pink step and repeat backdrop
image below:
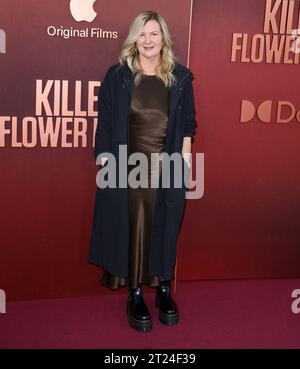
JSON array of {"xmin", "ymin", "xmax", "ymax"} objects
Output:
[{"xmin": 1, "ymin": 0, "xmax": 300, "ymax": 300}]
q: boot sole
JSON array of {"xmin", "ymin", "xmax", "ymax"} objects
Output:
[
  {"xmin": 158, "ymin": 311, "xmax": 179, "ymax": 325},
  {"xmin": 126, "ymin": 304, "xmax": 152, "ymax": 332},
  {"xmin": 155, "ymin": 300, "xmax": 179, "ymax": 326}
]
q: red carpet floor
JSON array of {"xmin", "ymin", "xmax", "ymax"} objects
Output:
[{"xmin": 0, "ymin": 279, "xmax": 299, "ymax": 349}]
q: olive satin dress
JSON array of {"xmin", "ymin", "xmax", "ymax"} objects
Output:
[{"xmin": 100, "ymin": 74, "xmax": 170, "ymax": 289}]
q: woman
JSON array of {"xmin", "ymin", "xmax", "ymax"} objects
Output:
[{"xmin": 88, "ymin": 10, "xmax": 196, "ymax": 332}]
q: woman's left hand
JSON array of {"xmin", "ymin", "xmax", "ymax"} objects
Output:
[{"xmin": 181, "ymin": 137, "xmax": 192, "ymax": 168}]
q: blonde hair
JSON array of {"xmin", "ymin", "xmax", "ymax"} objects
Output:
[{"xmin": 118, "ymin": 10, "xmax": 177, "ymax": 88}]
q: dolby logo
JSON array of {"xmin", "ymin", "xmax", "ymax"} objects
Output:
[{"xmin": 240, "ymin": 100, "xmax": 300, "ymax": 124}]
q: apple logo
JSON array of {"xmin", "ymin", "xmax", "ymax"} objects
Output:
[{"xmin": 70, "ymin": 0, "xmax": 97, "ymax": 22}]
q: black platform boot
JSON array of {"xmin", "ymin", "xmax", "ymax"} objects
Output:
[
  {"xmin": 127, "ymin": 286, "xmax": 152, "ymax": 332},
  {"xmin": 155, "ymin": 280, "xmax": 179, "ymax": 325}
]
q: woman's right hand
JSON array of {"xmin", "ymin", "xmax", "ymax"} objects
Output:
[{"xmin": 100, "ymin": 157, "xmax": 108, "ymax": 166}]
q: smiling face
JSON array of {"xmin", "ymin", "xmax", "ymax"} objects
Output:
[{"xmin": 136, "ymin": 19, "xmax": 164, "ymax": 62}]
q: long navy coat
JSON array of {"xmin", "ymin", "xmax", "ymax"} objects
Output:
[{"xmin": 88, "ymin": 61, "xmax": 196, "ymax": 281}]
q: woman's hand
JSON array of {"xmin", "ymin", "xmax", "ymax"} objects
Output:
[
  {"xmin": 181, "ymin": 137, "xmax": 192, "ymax": 168},
  {"xmin": 100, "ymin": 157, "xmax": 109, "ymax": 166}
]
